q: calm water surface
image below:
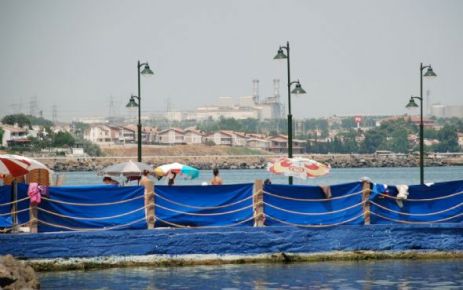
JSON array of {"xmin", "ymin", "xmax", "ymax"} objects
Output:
[
  {"xmin": 40, "ymin": 260, "xmax": 463, "ymax": 289},
  {"xmin": 61, "ymin": 166, "xmax": 463, "ymax": 186}
]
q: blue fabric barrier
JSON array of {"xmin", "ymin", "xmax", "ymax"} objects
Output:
[
  {"xmin": 0, "ymin": 185, "xmax": 12, "ymax": 227},
  {"xmin": 370, "ymin": 180, "xmax": 463, "ymax": 224},
  {"xmin": 17, "ymin": 183, "xmax": 30, "ymax": 225},
  {"xmin": 263, "ymin": 182, "xmax": 364, "ymax": 226},
  {"xmin": 37, "ymin": 185, "xmax": 146, "ymax": 232},
  {"xmin": 154, "ymin": 183, "xmax": 254, "ymax": 227}
]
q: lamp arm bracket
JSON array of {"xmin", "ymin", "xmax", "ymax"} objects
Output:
[
  {"xmin": 411, "ymin": 96, "xmax": 423, "ymax": 101},
  {"xmin": 421, "ymin": 65, "xmax": 431, "ymax": 71},
  {"xmin": 138, "ymin": 62, "xmax": 148, "ymax": 69},
  {"xmin": 289, "ymin": 80, "xmax": 300, "ymax": 86}
]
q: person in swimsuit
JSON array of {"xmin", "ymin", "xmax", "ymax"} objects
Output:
[{"xmin": 210, "ymin": 168, "xmax": 223, "ymax": 185}]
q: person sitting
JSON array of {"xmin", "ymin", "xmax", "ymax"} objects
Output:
[
  {"xmin": 167, "ymin": 171, "xmax": 176, "ymax": 186},
  {"xmin": 103, "ymin": 176, "xmax": 119, "ymax": 185},
  {"xmin": 210, "ymin": 168, "xmax": 223, "ymax": 185}
]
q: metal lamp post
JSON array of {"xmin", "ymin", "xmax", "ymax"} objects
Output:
[
  {"xmin": 406, "ymin": 63, "xmax": 437, "ymax": 185},
  {"xmin": 274, "ymin": 42, "xmax": 307, "ymax": 185},
  {"xmin": 126, "ymin": 61, "xmax": 154, "ymax": 162}
]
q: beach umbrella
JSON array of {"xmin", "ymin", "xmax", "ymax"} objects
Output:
[
  {"xmin": 267, "ymin": 157, "xmax": 330, "ymax": 180},
  {"xmin": 0, "ymin": 154, "xmax": 51, "ymax": 177},
  {"xmin": 0, "ymin": 154, "xmax": 30, "ymax": 177},
  {"xmin": 99, "ymin": 160, "xmax": 153, "ymax": 177},
  {"xmin": 5, "ymin": 154, "xmax": 52, "ymax": 174},
  {"xmin": 154, "ymin": 162, "xmax": 200, "ymax": 179}
]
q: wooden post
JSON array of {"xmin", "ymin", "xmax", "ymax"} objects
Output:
[
  {"xmin": 361, "ymin": 180, "xmax": 371, "ymax": 225},
  {"xmin": 29, "ymin": 204, "xmax": 38, "ymax": 233},
  {"xmin": 253, "ymin": 179, "xmax": 264, "ymax": 227},
  {"xmin": 145, "ymin": 186, "xmax": 155, "ymax": 229}
]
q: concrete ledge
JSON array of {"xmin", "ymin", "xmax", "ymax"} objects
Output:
[{"xmin": 1, "ymin": 225, "xmax": 462, "ymax": 271}]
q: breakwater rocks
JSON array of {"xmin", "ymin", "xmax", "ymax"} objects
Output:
[
  {"xmin": 35, "ymin": 154, "xmax": 463, "ymax": 172},
  {"xmin": 0, "ymin": 255, "xmax": 39, "ymax": 289}
]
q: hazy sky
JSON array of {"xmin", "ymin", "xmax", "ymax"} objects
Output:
[{"xmin": 0, "ymin": 0, "xmax": 462, "ymax": 121}]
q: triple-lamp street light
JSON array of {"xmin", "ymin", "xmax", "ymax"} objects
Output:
[
  {"xmin": 274, "ymin": 41, "xmax": 307, "ymax": 185},
  {"xmin": 405, "ymin": 62, "xmax": 437, "ymax": 185},
  {"xmin": 126, "ymin": 61, "xmax": 154, "ymax": 162}
]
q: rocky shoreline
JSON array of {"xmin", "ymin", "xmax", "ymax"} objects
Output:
[{"xmin": 34, "ymin": 154, "xmax": 463, "ymax": 172}]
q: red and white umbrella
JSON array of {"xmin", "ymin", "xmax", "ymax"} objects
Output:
[
  {"xmin": 0, "ymin": 154, "xmax": 31, "ymax": 177},
  {"xmin": 0, "ymin": 154, "xmax": 52, "ymax": 178},
  {"xmin": 267, "ymin": 157, "xmax": 331, "ymax": 180}
]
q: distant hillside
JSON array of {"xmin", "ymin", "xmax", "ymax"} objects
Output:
[{"xmin": 101, "ymin": 144, "xmax": 270, "ymax": 157}]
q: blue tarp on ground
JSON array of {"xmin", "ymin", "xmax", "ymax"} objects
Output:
[
  {"xmin": 37, "ymin": 185, "xmax": 146, "ymax": 232},
  {"xmin": 370, "ymin": 180, "xmax": 463, "ymax": 224},
  {"xmin": 154, "ymin": 183, "xmax": 254, "ymax": 227},
  {"xmin": 263, "ymin": 182, "xmax": 364, "ymax": 226}
]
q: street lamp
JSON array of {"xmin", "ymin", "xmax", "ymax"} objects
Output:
[
  {"xmin": 126, "ymin": 61, "xmax": 154, "ymax": 162},
  {"xmin": 405, "ymin": 63, "xmax": 437, "ymax": 185},
  {"xmin": 274, "ymin": 41, "xmax": 307, "ymax": 185}
]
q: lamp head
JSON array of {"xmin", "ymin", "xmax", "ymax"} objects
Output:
[
  {"xmin": 406, "ymin": 97, "xmax": 419, "ymax": 109},
  {"xmin": 126, "ymin": 96, "xmax": 139, "ymax": 108},
  {"xmin": 273, "ymin": 47, "xmax": 287, "ymax": 60},
  {"xmin": 423, "ymin": 66, "xmax": 437, "ymax": 78},
  {"xmin": 291, "ymin": 82, "xmax": 307, "ymax": 95},
  {"xmin": 141, "ymin": 64, "xmax": 154, "ymax": 75}
]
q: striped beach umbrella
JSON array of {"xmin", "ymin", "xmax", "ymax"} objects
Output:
[
  {"xmin": 154, "ymin": 162, "xmax": 200, "ymax": 179},
  {"xmin": 0, "ymin": 154, "xmax": 31, "ymax": 177}
]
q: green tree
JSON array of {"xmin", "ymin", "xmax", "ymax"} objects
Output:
[
  {"xmin": 390, "ymin": 128, "xmax": 409, "ymax": 153},
  {"xmin": 1, "ymin": 114, "xmax": 32, "ymax": 128},
  {"xmin": 436, "ymin": 125, "xmax": 460, "ymax": 152},
  {"xmin": 360, "ymin": 129, "xmax": 386, "ymax": 153},
  {"xmin": 52, "ymin": 132, "xmax": 75, "ymax": 147}
]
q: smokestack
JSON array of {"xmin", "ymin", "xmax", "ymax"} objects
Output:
[
  {"xmin": 252, "ymin": 79, "xmax": 259, "ymax": 103},
  {"xmin": 273, "ymin": 79, "xmax": 280, "ymax": 100}
]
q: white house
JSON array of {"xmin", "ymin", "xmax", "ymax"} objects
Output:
[
  {"xmin": 0, "ymin": 124, "xmax": 29, "ymax": 147},
  {"xmin": 157, "ymin": 128, "xmax": 185, "ymax": 145},
  {"xmin": 184, "ymin": 129, "xmax": 203, "ymax": 144}
]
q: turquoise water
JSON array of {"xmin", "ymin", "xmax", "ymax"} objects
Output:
[
  {"xmin": 61, "ymin": 166, "xmax": 463, "ymax": 186},
  {"xmin": 40, "ymin": 260, "xmax": 463, "ymax": 289}
]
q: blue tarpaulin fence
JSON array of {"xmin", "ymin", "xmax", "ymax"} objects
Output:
[
  {"xmin": 1, "ymin": 179, "xmax": 463, "ymax": 232},
  {"xmin": 37, "ymin": 185, "xmax": 146, "ymax": 232},
  {"xmin": 370, "ymin": 180, "xmax": 463, "ymax": 224},
  {"xmin": 154, "ymin": 183, "xmax": 254, "ymax": 227},
  {"xmin": 263, "ymin": 182, "xmax": 365, "ymax": 226}
]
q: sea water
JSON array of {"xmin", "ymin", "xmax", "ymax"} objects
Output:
[
  {"xmin": 61, "ymin": 166, "xmax": 463, "ymax": 186},
  {"xmin": 40, "ymin": 260, "xmax": 463, "ymax": 289}
]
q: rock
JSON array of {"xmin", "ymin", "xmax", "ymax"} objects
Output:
[{"xmin": 0, "ymin": 255, "xmax": 39, "ymax": 289}]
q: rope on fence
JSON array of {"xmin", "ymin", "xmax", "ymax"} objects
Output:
[
  {"xmin": 0, "ymin": 196, "xmax": 30, "ymax": 207},
  {"xmin": 370, "ymin": 200, "xmax": 463, "ymax": 217},
  {"xmin": 263, "ymin": 189, "xmax": 363, "ymax": 202},
  {"xmin": 155, "ymin": 193, "xmax": 253, "ymax": 210},
  {"xmin": 36, "ymin": 216, "xmax": 147, "ymax": 232},
  {"xmin": 155, "ymin": 215, "xmax": 255, "ymax": 229},
  {"xmin": 377, "ymin": 190, "xmax": 463, "ymax": 202},
  {"xmin": 265, "ymin": 212, "xmax": 365, "ymax": 228},
  {"xmin": 41, "ymin": 195, "xmax": 143, "ymax": 206},
  {"xmin": 263, "ymin": 200, "xmax": 365, "ymax": 216},
  {"xmin": 0, "ymin": 207, "xmax": 31, "ymax": 217},
  {"xmin": 155, "ymin": 203, "xmax": 253, "ymax": 216},
  {"xmin": 37, "ymin": 205, "xmax": 147, "ymax": 221}
]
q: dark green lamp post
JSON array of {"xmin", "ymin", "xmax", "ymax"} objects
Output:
[
  {"xmin": 126, "ymin": 61, "xmax": 154, "ymax": 162},
  {"xmin": 274, "ymin": 41, "xmax": 307, "ymax": 185},
  {"xmin": 406, "ymin": 63, "xmax": 437, "ymax": 185}
]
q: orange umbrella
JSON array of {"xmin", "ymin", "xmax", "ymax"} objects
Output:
[{"xmin": 267, "ymin": 157, "xmax": 330, "ymax": 179}]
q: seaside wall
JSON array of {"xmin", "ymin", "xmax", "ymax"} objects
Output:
[
  {"xmin": 0, "ymin": 225, "xmax": 462, "ymax": 265},
  {"xmin": 31, "ymin": 153, "xmax": 463, "ymax": 172}
]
